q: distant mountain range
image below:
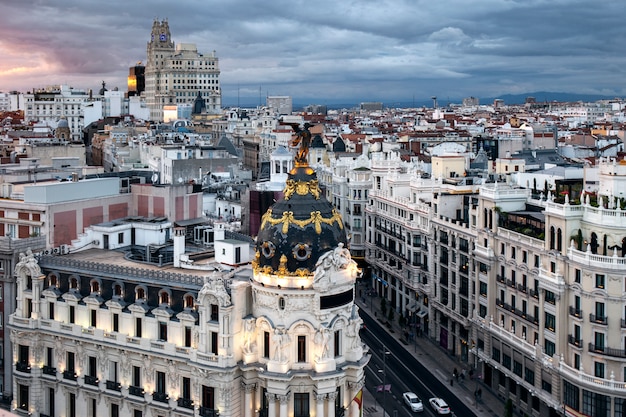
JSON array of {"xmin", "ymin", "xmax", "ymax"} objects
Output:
[{"xmin": 223, "ymin": 91, "xmax": 625, "ymax": 110}]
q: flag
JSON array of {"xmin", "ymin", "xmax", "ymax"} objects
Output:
[{"xmin": 353, "ymin": 388, "xmax": 363, "ymax": 417}]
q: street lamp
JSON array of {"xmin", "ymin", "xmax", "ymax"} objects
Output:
[{"xmin": 378, "ymin": 346, "xmax": 391, "ymax": 417}]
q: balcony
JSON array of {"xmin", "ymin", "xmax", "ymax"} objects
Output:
[
  {"xmin": 84, "ymin": 375, "xmax": 99, "ymax": 386},
  {"xmin": 106, "ymin": 380, "xmax": 121, "ymax": 391},
  {"xmin": 496, "ymin": 275, "xmax": 505, "ymax": 284},
  {"xmin": 153, "ymin": 391, "xmax": 169, "ymax": 403},
  {"xmin": 569, "ymin": 306, "xmax": 583, "ymax": 319},
  {"xmin": 517, "ymin": 284, "xmax": 527, "ymax": 293},
  {"xmin": 589, "ymin": 314, "xmax": 608, "ymax": 325},
  {"xmin": 529, "ymin": 289, "xmax": 539, "ymax": 299},
  {"xmin": 15, "ymin": 362, "xmax": 31, "ymax": 373},
  {"xmin": 568, "ymin": 335, "xmax": 582, "ymax": 348},
  {"xmin": 62, "ymin": 370, "xmax": 77, "ymax": 381},
  {"xmin": 177, "ymin": 398, "xmax": 194, "ymax": 409},
  {"xmin": 129, "ymin": 386, "xmax": 145, "ymax": 397},
  {"xmin": 42, "ymin": 365, "xmax": 56, "ymax": 376},
  {"xmin": 588, "ymin": 343, "xmax": 626, "ymax": 358},
  {"xmin": 199, "ymin": 407, "xmax": 219, "ymax": 417}
]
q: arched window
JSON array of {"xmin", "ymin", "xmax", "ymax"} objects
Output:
[
  {"xmin": 48, "ymin": 273, "xmax": 58, "ymax": 288},
  {"xmin": 90, "ymin": 280, "xmax": 100, "ymax": 294},
  {"xmin": 557, "ymin": 228, "xmax": 563, "ymax": 251},
  {"xmin": 549, "ymin": 226, "xmax": 556, "ymax": 250},
  {"xmin": 113, "ymin": 283, "xmax": 123, "ymax": 298},
  {"xmin": 70, "ymin": 277, "xmax": 79, "ymax": 290},
  {"xmin": 159, "ymin": 290, "xmax": 170, "ymax": 306},
  {"xmin": 136, "ymin": 287, "xmax": 146, "ymax": 301},
  {"xmin": 184, "ymin": 294, "xmax": 195, "ymax": 309}
]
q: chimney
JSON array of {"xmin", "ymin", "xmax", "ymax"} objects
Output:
[{"xmin": 173, "ymin": 226, "xmax": 186, "ymax": 268}]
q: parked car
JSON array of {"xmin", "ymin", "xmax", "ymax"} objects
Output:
[
  {"xmin": 402, "ymin": 392, "xmax": 424, "ymax": 412},
  {"xmin": 429, "ymin": 397, "xmax": 450, "ymax": 415}
]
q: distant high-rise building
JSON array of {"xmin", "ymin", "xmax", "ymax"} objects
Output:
[
  {"xmin": 144, "ymin": 19, "xmax": 221, "ymax": 121},
  {"xmin": 266, "ymin": 96, "xmax": 292, "ymax": 115},
  {"xmin": 127, "ymin": 64, "xmax": 145, "ymax": 97},
  {"xmin": 462, "ymin": 96, "xmax": 479, "ymax": 107},
  {"xmin": 359, "ymin": 102, "xmax": 383, "ymax": 112}
]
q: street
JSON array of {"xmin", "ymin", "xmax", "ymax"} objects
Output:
[{"xmin": 361, "ymin": 307, "xmax": 477, "ymax": 417}]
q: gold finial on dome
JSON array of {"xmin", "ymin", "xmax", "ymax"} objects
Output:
[{"xmin": 286, "ymin": 122, "xmax": 312, "ymax": 167}]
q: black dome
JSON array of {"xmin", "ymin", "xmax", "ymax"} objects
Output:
[{"xmin": 256, "ymin": 165, "xmax": 347, "ymax": 275}]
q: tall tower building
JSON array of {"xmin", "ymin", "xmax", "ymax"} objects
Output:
[{"xmin": 144, "ymin": 19, "xmax": 222, "ymax": 122}]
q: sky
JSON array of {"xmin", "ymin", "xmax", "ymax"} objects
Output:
[{"xmin": 0, "ymin": 0, "xmax": 624, "ymax": 106}]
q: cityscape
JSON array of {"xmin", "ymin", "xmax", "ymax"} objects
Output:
[{"xmin": 0, "ymin": 11, "xmax": 626, "ymax": 417}]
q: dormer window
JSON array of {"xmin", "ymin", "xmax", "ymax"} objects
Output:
[
  {"xmin": 184, "ymin": 294, "xmax": 195, "ymax": 309},
  {"xmin": 48, "ymin": 273, "xmax": 58, "ymax": 288},
  {"xmin": 113, "ymin": 283, "xmax": 123, "ymax": 298},
  {"xmin": 90, "ymin": 280, "xmax": 100, "ymax": 295},
  {"xmin": 159, "ymin": 290, "xmax": 170, "ymax": 306},
  {"xmin": 70, "ymin": 277, "xmax": 79, "ymax": 290},
  {"xmin": 136, "ymin": 287, "xmax": 146, "ymax": 301}
]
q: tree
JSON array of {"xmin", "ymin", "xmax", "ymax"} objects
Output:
[{"xmin": 504, "ymin": 398, "xmax": 513, "ymax": 417}]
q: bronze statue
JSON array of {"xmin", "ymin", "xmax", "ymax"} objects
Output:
[{"xmin": 286, "ymin": 122, "xmax": 312, "ymax": 166}]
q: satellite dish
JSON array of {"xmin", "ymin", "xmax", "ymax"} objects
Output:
[{"xmin": 151, "ymin": 172, "xmax": 158, "ymax": 184}]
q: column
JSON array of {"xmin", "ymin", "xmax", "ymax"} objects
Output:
[
  {"xmin": 267, "ymin": 393, "xmax": 276, "ymax": 417},
  {"xmin": 315, "ymin": 393, "xmax": 326, "ymax": 417},
  {"xmin": 277, "ymin": 394, "xmax": 288, "ymax": 417},
  {"xmin": 327, "ymin": 391, "xmax": 337, "ymax": 417},
  {"xmin": 242, "ymin": 383, "xmax": 255, "ymax": 417}
]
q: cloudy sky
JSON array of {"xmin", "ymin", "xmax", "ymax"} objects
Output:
[{"xmin": 0, "ymin": 0, "xmax": 624, "ymax": 106}]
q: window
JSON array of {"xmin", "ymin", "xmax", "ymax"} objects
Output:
[
  {"xmin": 69, "ymin": 306, "xmax": 75, "ymax": 324},
  {"xmin": 297, "ymin": 336, "xmax": 306, "ymax": 362},
  {"xmin": 49, "ymin": 302, "xmax": 55, "ymax": 320},
  {"xmin": 68, "ymin": 392, "xmax": 76, "ymax": 417},
  {"xmin": 594, "ymin": 362, "xmax": 605, "ymax": 378},
  {"xmin": 156, "ymin": 371, "xmax": 166, "ymax": 394},
  {"xmin": 564, "ymin": 380, "xmax": 579, "ymax": 410},
  {"xmin": 211, "ymin": 331, "xmax": 218, "ymax": 355},
  {"xmin": 545, "ymin": 312, "xmax": 555, "ymax": 332},
  {"xmin": 201, "ymin": 386, "xmax": 215, "ymax": 410},
  {"xmin": 524, "ymin": 368, "xmax": 535, "ymax": 385},
  {"xmin": 210, "ymin": 304, "xmax": 219, "ymax": 321},
  {"xmin": 133, "ymin": 366, "xmax": 141, "ymax": 387},
  {"xmin": 264, "ymin": 331, "xmax": 270, "ymax": 358},
  {"xmin": 88, "ymin": 356, "xmax": 97, "ymax": 377},
  {"xmin": 18, "ymin": 384, "xmax": 29, "ymax": 411},
  {"xmin": 545, "ymin": 340, "xmax": 555, "ymax": 357},
  {"xmin": 184, "ymin": 327, "xmax": 192, "ymax": 347},
  {"xmin": 111, "ymin": 403, "xmax": 119, "ymax": 417},
  {"xmin": 574, "ymin": 268, "xmax": 581, "ymax": 283},
  {"xmin": 118, "ymin": 233, "xmax": 124, "ymax": 244},
  {"xmin": 334, "ymin": 330, "xmax": 341, "ymax": 357},
  {"xmin": 91, "ymin": 310, "xmax": 97, "ymax": 327},
  {"xmin": 513, "ymin": 360, "xmax": 522, "ymax": 377},
  {"xmin": 294, "ymin": 393, "xmax": 309, "ymax": 417},
  {"xmin": 181, "ymin": 377, "xmax": 191, "ymax": 399},
  {"xmin": 90, "ymin": 398, "xmax": 97, "ymax": 417},
  {"xmin": 113, "ymin": 314, "xmax": 119, "ymax": 332},
  {"xmin": 492, "ymin": 347, "xmax": 500, "ymax": 362},
  {"xmin": 135, "ymin": 317, "xmax": 142, "ymax": 337},
  {"xmin": 159, "ymin": 322, "xmax": 168, "ymax": 341},
  {"xmin": 596, "ymin": 274, "xmax": 605, "ymax": 289},
  {"xmin": 594, "ymin": 332, "xmax": 605, "ymax": 350}
]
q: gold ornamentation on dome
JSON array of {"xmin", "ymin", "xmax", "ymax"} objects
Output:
[
  {"xmin": 277, "ymin": 255, "xmax": 289, "ymax": 275},
  {"xmin": 283, "ymin": 179, "xmax": 321, "ymax": 200},
  {"xmin": 294, "ymin": 268, "xmax": 310, "ymax": 277},
  {"xmin": 260, "ymin": 208, "xmax": 343, "ymax": 235}
]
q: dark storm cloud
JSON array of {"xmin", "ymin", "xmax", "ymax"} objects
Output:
[{"xmin": 0, "ymin": 0, "xmax": 624, "ymax": 104}]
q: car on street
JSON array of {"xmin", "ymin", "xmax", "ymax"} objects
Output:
[
  {"xmin": 429, "ymin": 397, "xmax": 450, "ymax": 414},
  {"xmin": 402, "ymin": 392, "xmax": 424, "ymax": 412}
]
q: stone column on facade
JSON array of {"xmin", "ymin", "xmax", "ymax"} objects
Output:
[
  {"xmin": 242, "ymin": 383, "xmax": 256, "ymax": 417},
  {"xmin": 31, "ymin": 274, "xmax": 45, "ymax": 319},
  {"xmin": 267, "ymin": 393, "xmax": 277, "ymax": 417},
  {"xmin": 348, "ymin": 381, "xmax": 364, "ymax": 417},
  {"xmin": 327, "ymin": 391, "xmax": 337, "ymax": 417},
  {"xmin": 277, "ymin": 394, "xmax": 288, "ymax": 417},
  {"xmin": 315, "ymin": 393, "xmax": 326, "ymax": 417}
]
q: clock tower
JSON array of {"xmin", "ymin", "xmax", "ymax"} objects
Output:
[{"xmin": 144, "ymin": 18, "xmax": 222, "ymax": 122}]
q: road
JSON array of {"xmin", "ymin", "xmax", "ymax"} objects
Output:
[{"xmin": 361, "ymin": 308, "xmax": 477, "ymax": 417}]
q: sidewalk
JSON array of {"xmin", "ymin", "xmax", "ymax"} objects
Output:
[{"xmin": 357, "ymin": 287, "xmax": 504, "ymax": 417}]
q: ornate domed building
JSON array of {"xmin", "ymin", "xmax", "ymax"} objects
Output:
[
  {"xmin": 7, "ymin": 125, "xmax": 368, "ymax": 417},
  {"xmin": 244, "ymin": 127, "xmax": 369, "ymax": 417}
]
